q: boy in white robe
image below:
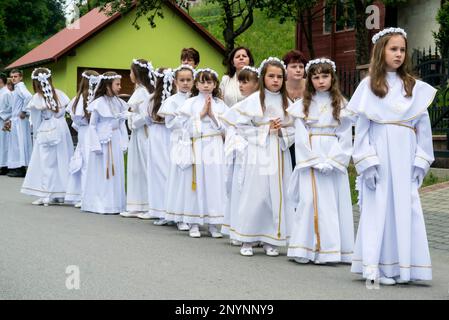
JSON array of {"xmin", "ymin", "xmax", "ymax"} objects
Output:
[
  {"xmin": 7, "ymin": 69, "xmax": 32, "ymax": 177},
  {"xmin": 0, "ymin": 74, "xmax": 12, "ymax": 175}
]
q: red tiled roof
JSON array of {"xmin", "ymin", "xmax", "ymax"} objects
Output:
[{"xmin": 6, "ymin": 2, "xmax": 225, "ymax": 70}]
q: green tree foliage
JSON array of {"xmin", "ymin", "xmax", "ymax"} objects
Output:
[
  {"xmin": 259, "ymin": 0, "xmax": 332, "ymax": 59},
  {"xmin": 433, "ymin": 1, "xmax": 449, "ymax": 59},
  {"xmin": 94, "ymin": 0, "xmax": 262, "ymax": 58},
  {"xmin": 0, "ymin": 0, "xmax": 66, "ymax": 69}
]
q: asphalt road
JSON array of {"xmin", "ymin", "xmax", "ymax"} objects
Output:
[{"xmin": 1, "ymin": 176, "xmax": 449, "ymax": 300}]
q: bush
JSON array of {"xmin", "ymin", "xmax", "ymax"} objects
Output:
[{"xmin": 433, "ymin": 2, "xmax": 449, "ymax": 59}]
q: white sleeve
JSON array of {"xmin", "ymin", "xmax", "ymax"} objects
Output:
[
  {"xmin": 87, "ymin": 110, "xmax": 102, "ymax": 153},
  {"xmin": 413, "ymin": 111, "xmax": 434, "ymax": 173},
  {"xmin": 352, "ymin": 114, "xmax": 380, "ymax": 174},
  {"xmin": 17, "ymin": 84, "xmax": 33, "ymax": 113},
  {"xmin": 293, "ymin": 118, "xmax": 321, "ymax": 169},
  {"xmin": 326, "ymin": 117, "xmax": 353, "ymax": 172}
]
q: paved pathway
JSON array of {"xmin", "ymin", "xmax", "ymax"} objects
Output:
[{"xmin": 1, "ymin": 176, "xmax": 448, "ymax": 300}]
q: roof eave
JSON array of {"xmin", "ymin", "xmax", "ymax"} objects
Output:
[{"xmin": 5, "ymin": 58, "xmax": 56, "ymax": 71}]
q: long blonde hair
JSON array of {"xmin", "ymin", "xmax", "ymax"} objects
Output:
[
  {"xmin": 303, "ymin": 62, "xmax": 344, "ymax": 122},
  {"xmin": 370, "ymin": 33, "xmax": 415, "ymax": 98}
]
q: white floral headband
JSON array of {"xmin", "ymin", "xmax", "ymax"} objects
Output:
[
  {"xmin": 31, "ymin": 68, "xmax": 58, "ymax": 111},
  {"xmin": 92, "ymin": 73, "xmax": 122, "ymax": 98},
  {"xmin": 241, "ymin": 66, "xmax": 259, "ymax": 77},
  {"xmin": 194, "ymin": 68, "xmax": 219, "ymax": 80},
  {"xmin": 133, "ymin": 58, "xmax": 156, "ymax": 86},
  {"xmin": 372, "ymin": 27, "xmax": 407, "ymax": 44},
  {"xmin": 258, "ymin": 57, "xmax": 287, "ymax": 74},
  {"xmin": 173, "ymin": 64, "xmax": 195, "ymax": 77},
  {"xmin": 82, "ymin": 72, "xmax": 101, "ymax": 103},
  {"xmin": 153, "ymin": 68, "xmax": 174, "ymax": 101},
  {"xmin": 305, "ymin": 58, "xmax": 336, "ymax": 74}
]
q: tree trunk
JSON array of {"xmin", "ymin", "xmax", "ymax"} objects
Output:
[
  {"xmin": 354, "ymin": 0, "xmax": 371, "ymax": 65},
  {"xmin": 221, "ymin": 1, "xmax": 235, "ymax": 61},
  {"xmin": 299, "ymin": 10, "xmax": 315, "ymax": 59}
]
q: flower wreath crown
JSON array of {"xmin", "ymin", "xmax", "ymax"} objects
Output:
[
  {"xmin": 372, "ymin": 27, "xmax": 407, "ymax": 44},
  {"xmin": 305, "ymin": 58, "xmax": 336, "ymax": 73}
]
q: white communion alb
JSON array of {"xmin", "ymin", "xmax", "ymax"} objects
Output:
[
  {"xmin": 125, "ymin": 85, "xmax": 151, "ymax": 213},
  {"xmin": 348, "ymin": 72, "xmax": 436, "ymax": 282},
  {"xmin": 81, "ymin": 95, "xmax": 129, "ymax": 214},
  {"xmin": 228, "ymin": 90, "xmax": 295, "ymax": 247},
  {"xmin": 157, "ymin": 91, "xmax": 196, "ymax": 222},
  {"xmin": 65, "ymin": 96, "xmax": 91, "ymax": 204},
  {"xmin": 144, "ymin": 94, "xmax": 171, "ymax": 219},
  {"xmin": 169, "ymin": 93, "xmax": 228, "ymax": 226},
  {"xmin": 7, "ymin": 82, "xmax": 32, "ymax": 169},
  {"xmin": 21, "ymin": 89, "xmax": 74, "ymax": 199},
  {"xmin": 0, "ymin": 87, "xmax": 13, "ymax": 168},
  {"xmin": 286, "ymin": 91, "xmax": 354, "ymax": 263}
]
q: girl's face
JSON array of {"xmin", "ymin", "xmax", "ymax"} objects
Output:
[
  {"xmin": 175, "ymin": 70, "xmax": 194, "ymax": 93},
  {"xmin": 384, "ymin": 35, "xmax": 406, "ymax": 72},
  {"xmin": 239, "ymin": 79, "xmax": 258, "ymax": 97},
  {"xmin": 130, "ymin": 69, "xmax": 136, "ymax": 84},
  {"xmin": 287, "ymin": 62, "xmax": 305, "ymax": 81},
  {"xmin": 264, "ymin": 65, "xmax": 284, "ymax": 92},
  {"xmin": 195, "ymin": 77, "xmax": 216, "ymax": 95},
  {"xmin": 311, "ymin": 73, "xmax": 332, "ymax": 92},
  {"xmin": 233, "ymin": 49, "xmax": 250, "ymax": 72},
  {"xmin": 108, "ymin": 79, "xmax": 121, "ymax": 96}
]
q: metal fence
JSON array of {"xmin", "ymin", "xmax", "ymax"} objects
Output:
[
  {"xmin": 337, "ymin": 47, "xmax": 449, "ymax": 155},
  {"xmin": 412, "ymin": 47, "xmax": 449, "ymax": 88}
]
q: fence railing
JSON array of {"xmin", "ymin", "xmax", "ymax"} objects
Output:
[
  {"xmin": 428, "ymin": 87, "xmax": 449, "ymax": 145},
  {"xmin": 412, "ymin": 47, "xmax": 449, "ymax": 88},
  {"xmin": 337, "ymin": 66, "xmax": 362, "ymax": 98}
]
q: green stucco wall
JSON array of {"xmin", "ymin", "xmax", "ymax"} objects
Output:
[
  {"xmin": 23, "ymin": 4, "xmax": 225, "ymax": 98},
  {"xmin": 21, "ymin": 58, "xmax": 67, "ymax": 96}
]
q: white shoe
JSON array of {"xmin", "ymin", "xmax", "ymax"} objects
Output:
[
  {"xmin": 314, "ymin": 260, "xmax": 325, "ymax": 265},
  {"xmin": 294, "ymin": 257, "xmax": 310, "ymax": 264},
  {"xmin": 240, "ymin": 245, "xmax": 254, "ymax": 256},
  {"xmin": 42, "ymin": 198, "xmax": 51, "ymax": 207},
  {"xmin": 137, "ymin": 212, "xmax": 153, "ymax": 220},
  {"xmin": 177, "ymin": 222, "xmax": 190, "ymax": 231},
  {"xmin": 120, "ymin": 211, "xmax": 140, "ymax": 218},
  {"xmin": 154, "ymin": 219, "xmax": 169, "ymax": 226},
  {"xmin": 32, "ymin": 198, "xmax": 45, "ymax": 205},
  {"xmin": 263, "ymin": 244, "xmax": 279, "ymax": 257},
  {"xmin": 230, "ymin": 239, "xmax": 242, "ymax": 246},
  {"xmin": 379, "ymin": 277, "xmax": 396, "ymax": 285},
  {"xmin": 189, "ymin": 225, "xmax": 201, "ymax": 238},
  {"xmin": 394, "ymin": 277, "xmax": 409, "ymax": 284},
  {"xmin": 208, "ymin": 225, "xmax": 223, "ymax": 238},
  {"xmin": 74, "ymin": 202, "xmax": 82, "ymax": 208}
]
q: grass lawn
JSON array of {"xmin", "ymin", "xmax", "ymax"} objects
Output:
[{"xmin": 348, "ymin": 165, "xmax": 449, "ymax": 205}]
